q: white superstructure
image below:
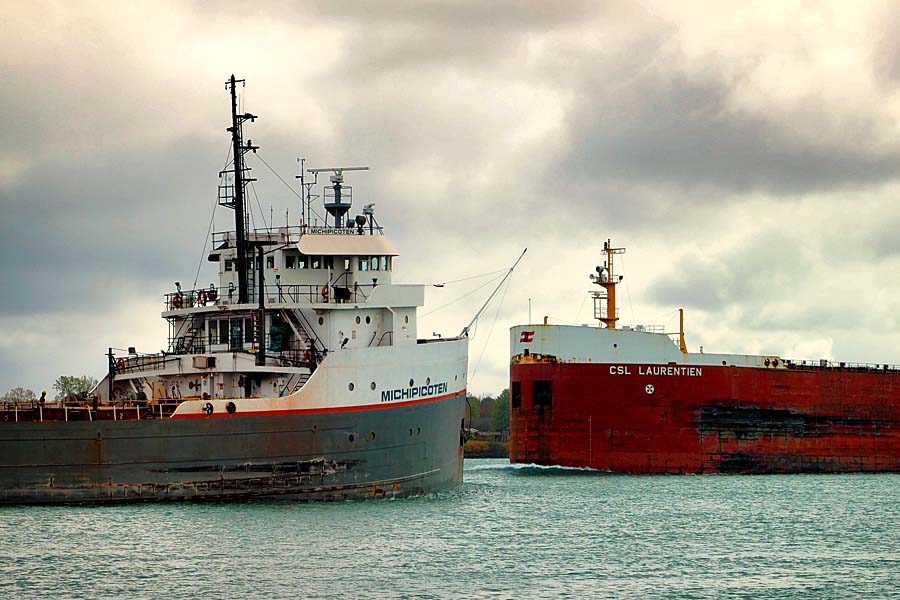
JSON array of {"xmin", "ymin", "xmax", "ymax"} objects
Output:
[{"xmin": 91, "ymin": 79, "xmax": 468, "ymax": 416}]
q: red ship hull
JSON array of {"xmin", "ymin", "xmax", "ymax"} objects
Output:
[{"xmin": 509, "ymin": 361, "xmax": 900, "ymax": 473}]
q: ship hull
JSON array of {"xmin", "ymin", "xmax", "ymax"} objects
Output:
[
  {"xmin": 509, "ymin": 326, "xmax": 900, "ymax": 474},
  {"xmin": 0, "ymin": 393, "xmax": 466, "ymax": 504}
]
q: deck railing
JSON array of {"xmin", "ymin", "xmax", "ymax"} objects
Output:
[
  {"xmin": 164, "ymin": 283, "xmax": 377, "ymax": 310},
  {"xmin": 783, "ymin": 359, "xmax": 900, "ymax": 372}
]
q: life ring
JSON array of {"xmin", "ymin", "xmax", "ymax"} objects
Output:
[
  {"xmin": 203, "ymin": 402, "xmax": 214, "ymax": 416},
  {"xmin": 303, "ymin": 349, "xmax": 312, "ymax": 363},
  {"xmin": 171, "ymin": 294, "xmax": 183, "ymax": 309},
  {"xmin": 197, "ymin": 290, "xmax": 207, "ymax": 306},
  {"xmin": 116, "ymin": 358, "xmax": 126, "ymax": 370},
  {"xmin": 321, "ymin": 285, "xmax": 329, "ymax": 302},
  {"xmin": 226, "ymin": 401, "xmax": 236, "ymax": 415}
]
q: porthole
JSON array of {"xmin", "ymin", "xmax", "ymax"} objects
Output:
[
  {"xmin": 454, "ymin": 374, "xmax": 458, "ymax": 381},
  {"xmin": 408, "ymin": 428, "xmax": 413, "ymax": 436},
  {"xmin": 349, "ymin": 382, "xmax": 355, "ymax": 391},
  {"xmin": 367, "ymin": 432, "xmax": 375, "ymax": 441},
  {"xmin": 426, "ymin": 377, "xmax": 431, "ymax": 385},
  {"xmin": 405, "ymin": 315, "xmax": 409, "ymax": 324},
  {"xmin": 356, "ymin": 316, "xmax": 361, "ymax": 324},
  {"xmin": 370, "ymin": 381, "xmax": 376, "ymax": 390},
  {"xmin": 349, "ymin": 434, "xmax": 355, "ymax": 442},
  {"xmin": 365, "ymin": 316, "xmax": 371, "ymax": 325},
  {"xmin": 318, "ymin": 317, "xmax": 324, "ymax": 325},
  {"xmin": 613, "ymin": 343, "xmax": 618, "ymax": 348},
  {"xmin": 409, "ymin": 379, "xmax": 414, "ymax": 387},
  {"xmin": 417, "ymin": 427, "xmax": 421, "ymax": 435}
]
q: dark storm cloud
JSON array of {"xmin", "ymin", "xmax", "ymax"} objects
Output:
[
  {"xmin": 560, "ymin": 68, "xmax": 900, "ymax": 196},
  {"xmin": 316, "ymin": 0, "xmax": 603, "ymax": 36},
  {"xmin": 317, "ymin": 0, "xmax": 603, "ymax": 77},
  {"xmin": 646, "ymin": 233, "xmax": 815, "ymax": 314},
  {"xmin": 0, "ymin": 137, "xmax": 226, "ymax": 315},
  {"xmin": 743, "ymin": 303, "xmax": 852, "ymax": 333}
]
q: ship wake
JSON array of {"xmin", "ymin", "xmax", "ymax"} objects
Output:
[{"xmin": 468, "ymin": 463, "xmax": 614, "ymax": 476}]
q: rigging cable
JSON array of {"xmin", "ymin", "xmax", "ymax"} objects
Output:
[
  {"xmin": 191, "ymin": 146, "xmax": 233, "ymax": 291},
  {"xmin": 421, "ymin": 272, "xmax": 506, "ymax": 318},
  {"xmin": 619, "ymin": 254, "xmax": 636, "ymax": 325},
  {"xmin": 248, "ymin": 180, "xmax": 269, "ymax": 230},
  {"xmin": 573, "ymin": 292, "xmax": 590, "ymax": 323},
  {"xmin": 470, "ymin": 274, "xmax": 512, "ymax": 381},
  {"xmin": 253, "ymin": 153, "xmax": 327, "ymax": 224},
  {"xmin": 433, "ymin": 268, "xmax": 508, "ymax": 287}
]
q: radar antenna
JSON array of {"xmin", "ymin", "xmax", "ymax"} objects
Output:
[
  {"xmin": 307, "ymin": 166, "xmax": 369, "ymax": 228},
  {"xmin": 590, "ymin": 239, "xmax": 625, "ymax": 329}
]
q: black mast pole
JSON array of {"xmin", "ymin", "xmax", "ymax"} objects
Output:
[
  {"xmin": 107, "ymin": 347, "xmax": 114, "ymax": 401},
  {"xmin": 255, "ymin": 244, "xmax": 266, "ymax": 366},
  {"xmin": 228, "ymin": 75, "xmax": 250, "ymax": 304}
]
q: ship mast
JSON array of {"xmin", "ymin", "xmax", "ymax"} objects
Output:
[
  {"xmin": 591, "ymin": 239, "xmax": 625, "ymax": 329},
  {"xmin": 221, "ymin": 75, "xmax": 258, "ymax": 304}
]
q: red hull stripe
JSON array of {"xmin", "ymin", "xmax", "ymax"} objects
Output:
[{"xmin": 171, "ymin": 389, "xmax": 466, "ymax": 419}]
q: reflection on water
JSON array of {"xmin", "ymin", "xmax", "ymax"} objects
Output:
[{"xmin": 2, "ymin": 459, "xmax": 898, "ymax": 599}]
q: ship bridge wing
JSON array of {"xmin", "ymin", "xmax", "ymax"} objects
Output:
[{"xmin": 297, "ymin": 234, "xmax": 398, "ymax": 256}]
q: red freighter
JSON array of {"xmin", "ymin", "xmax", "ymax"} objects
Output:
[{"xmin": 509, "ymin": 240, "xmax": 900, "ymax": 474}]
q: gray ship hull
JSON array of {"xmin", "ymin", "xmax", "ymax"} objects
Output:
[{"xmin": 0, "ymin": 393, "xmax": 466, "ymax": 505}]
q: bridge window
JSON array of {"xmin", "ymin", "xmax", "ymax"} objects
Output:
[
  {"xmin": 224, "ymin": 259, "xmax": 234, "ymax": 272},
  {"xmin": 325, "ymin": 256, "xmax": 334, "ymax": 270},
  {"xmin": 511, "ymin": 381, "xmax": 521, "ymax": 409},
  {"xmin": 311, "ymin": 256, "xmax": 321, "ymax": 269},
  {"xmin": 533, "ymin": 380, "xmax": 552, "ymax": 409},
  {"xmin": 266, "ymin": 256, "xmax": 275, "ymax": 269},
  {"xmin": 359, "ymin": 258, "xmax": 369, "ymax": 271},
  {"xmin": 298, "ymin": 256, "xmax": 307, "ymax": 269},
  {"xmin": 381, "ymin": 257, "xmax": 389, "ymax": 271},
  {"xmin": 286, "ymin": 255, "xmax": 296, "ymax": 269},
  {"xmin": 207, "ymin": 319, "xmax": 231, "ymax": 345},
  {"xmin": 371, "ymin": 256, "xmax": 380, "ymax": 271}
]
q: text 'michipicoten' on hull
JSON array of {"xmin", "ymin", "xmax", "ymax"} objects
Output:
[
  {"xmin": 0, "ymin": 76, "xmax": 469, "ymax": 504},
  {"xmin": 508, "ymin": 240, "xmax": 900, "ymax": 474}
]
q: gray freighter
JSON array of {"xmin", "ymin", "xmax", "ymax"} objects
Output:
[{"xmin": 0, "ymin": 76, "xmax": 468, "ymax": 504}]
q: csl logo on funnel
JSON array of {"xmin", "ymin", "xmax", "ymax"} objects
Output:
[{"xmin": 519, "ymin": 331, "xmax": 535, "ymax": 343}]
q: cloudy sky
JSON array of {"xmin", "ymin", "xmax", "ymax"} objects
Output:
[{"xmin": 3, "ymin": 0, "xmax": 900, "ymax": 396}]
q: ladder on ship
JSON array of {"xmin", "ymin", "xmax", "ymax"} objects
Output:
[
  {"xmin": 280, "ymin": 371, "xmax": 312, "ymax": 397},
  {"xmin": 281, "ymin": 309, "xmax": 312, "ymax": 349}
]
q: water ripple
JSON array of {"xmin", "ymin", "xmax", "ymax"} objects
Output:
[{"xmin": 1, "ymin": 460, "xmax": 898, "ymax": 599}]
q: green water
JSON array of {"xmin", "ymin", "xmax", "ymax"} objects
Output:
[{"xmin": 2, "ymin": 460, "xmax": 898, "ymax": 599}]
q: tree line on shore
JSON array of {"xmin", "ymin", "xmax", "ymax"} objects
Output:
[
  {"xmin": 1, "ymin": 376, "xmax": 99, "ymax": 403},
  {"xmin": 465, "ymin": 388, "xmax": 510, "ymax": 432}
]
